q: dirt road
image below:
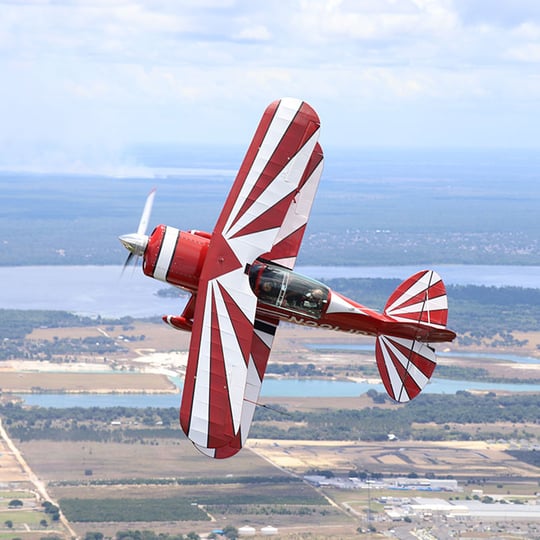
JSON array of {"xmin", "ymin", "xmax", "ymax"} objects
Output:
[{"xmin": 0, "ymin": 417, "xmax": 78, "ymax": 539}]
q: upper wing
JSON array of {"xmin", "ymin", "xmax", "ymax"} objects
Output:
[
  {"xmin": 261, "ymin": 142, "xmax": 324, "ymax": 269},
  {"xmin": 180, "ymin": 98, "xmax": 321, "ymax": 450},
  {"xmin": 190, "ymin": 145, "xmax": 324, "ymax": 458}
]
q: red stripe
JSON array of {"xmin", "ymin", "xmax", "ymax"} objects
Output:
[
  {"xmin": 229, "ymin": 133, "xmax": 321, "ymax": 242},
  {"xmin": 261, "ymin": 145, "xmax": 323, "ymax": 265},
  {"xmin": 389, "ymin": 348, "xmax": 421, "ymax": 400},
  {"xmin": 385, "ymin": 270, "xmax": 429, "ymax": 309},
  {"xmin": 250, "ymin": 330, "xmax": 271, "ymax": 381},
  {"xmin": 230, "ymin": 192, "xmax": 297, "ymax": 240},
  {"xmin": 262, "ymin": 226, "xmax": 306, "ymax": 265},
  {"xmin": 228, "ymin": 101, "xmax": 320, "ymax": 233},
  {"xmin": 211, "ymin": 101, "xmax": 280, "ymax": 237},
  {"xmin": 212, "ymin": 439, "xmax": 242, "ymax": 459},
  {"xmin": 217, "ymin": 282, "xmax": 254, "ymax": 367},
  {"xmin": 207, "ymin": 290, "xmax": 235, "ymax": 448},
  {"xmin": 297, "ymin": 142, "xmax": 323, "ymax": 191},
  {"xmin": 142, "ymin": 224, "xmax": 166, "ymax": 277},
  {"xmin": 390, "ymin": 283, "xmax": 445, "ymax": 313},
  {"xmin": 391, "ymin": 307, "xmax": 448, "ymax": 328},
  {"xmin": 391, "ymin": 339, "xmax": 436, "ymax": 380},
  {"xmin": 180, "ymin": 283, "xmax": 210, "ymax": 438},
  {"xmin": 201, "ymin": 233, "xmax": 242, "ymax": 282},
  {"xmin": 375, "ymin": 338, "xmax": 396, "ymax": 401}
]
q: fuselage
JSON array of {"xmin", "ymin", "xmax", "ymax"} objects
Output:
[{"xmin": 142, "ymin": 225, "xmax": 453, "ymax": 343}]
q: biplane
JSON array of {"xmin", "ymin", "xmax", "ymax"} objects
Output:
[{"xmin": 119, "ymin": 98, "xmax": 456, "ymax": 459}]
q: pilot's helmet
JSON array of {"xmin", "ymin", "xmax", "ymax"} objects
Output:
[{"xmin": 311, "ymin": 288, "xmax": 324, "ymax": 300}]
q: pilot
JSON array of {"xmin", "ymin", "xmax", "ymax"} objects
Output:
[
  {"xmin": 260, "ymin": 280, "xmax": 278, "ymax": 303},
  {"xmin": 304, "ymin": 288, "xmax": 325, "ymax": 309}
]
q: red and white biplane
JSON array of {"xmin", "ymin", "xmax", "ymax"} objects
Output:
[{"xmin": 119, "ymin": 98, "xmax": 456, "ymax": 459}]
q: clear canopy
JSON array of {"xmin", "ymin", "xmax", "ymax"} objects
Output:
[{"xmin": 249, "ymin": 261, "xmax": 329, "ymax": 318}]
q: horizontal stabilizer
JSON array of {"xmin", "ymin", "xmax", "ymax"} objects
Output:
[{"xmin": 376, "ymin": 334, "xmax": 436, "ymax": 402}]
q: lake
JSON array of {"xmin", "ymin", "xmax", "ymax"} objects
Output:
[
  {"xmin": 6, "ymin": 263, "xmax": 540, "ymax": 406},
  {"xmin": 3, "ymin": 264, "xmax": 540, "ymax": 318},
  {"xmin": 307, "ymin": 343, "xmax": 540, "ymax": 365},
  {"xmin": 18, "ymin": 375, "xmax": 540, "ymax": 408}
]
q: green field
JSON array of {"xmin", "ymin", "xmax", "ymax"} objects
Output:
[{"xmin": 60, "ymin": 498, "xmax": 209, "ymax": 523}]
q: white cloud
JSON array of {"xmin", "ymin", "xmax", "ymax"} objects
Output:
[
  {"xmin": 504, "ymin": 42, "xmax": 540, "ymax": 62},
  {"xmin": 0, "ymin": 0, "xmax": 539, "ymax": 169},
  {"xmin": 512, "ymin": 22, "xmax": 540, "ymax": 39},
  {"xmin": 296, "ymin": 0, "xmax": 458, "ymax": 43},
  {"xmin": 232, "ymin": 22, "xmax": 272, "ymax": 42}
]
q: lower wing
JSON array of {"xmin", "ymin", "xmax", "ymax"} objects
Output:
[{"xmin": 191, "ymin": 315, "xmax": 279, "ymax": 458}]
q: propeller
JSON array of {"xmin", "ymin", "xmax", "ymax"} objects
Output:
[{"xmin": 119, "ymin": 188, "xmax": 156, "ymax": 272}]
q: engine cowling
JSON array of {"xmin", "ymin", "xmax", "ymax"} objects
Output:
[{"xmin": 143, "ymin": 225, "xmax": 210, "ymax": 291}]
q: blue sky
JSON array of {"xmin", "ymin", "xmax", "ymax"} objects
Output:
[{"xmin": 1, "ymin": 1, "xmax": 539, "ymax": 171}]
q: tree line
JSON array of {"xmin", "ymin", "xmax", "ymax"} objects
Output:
[{"xmin": 2, "ymin": 391, "xmax": 538, "ymax": 444}]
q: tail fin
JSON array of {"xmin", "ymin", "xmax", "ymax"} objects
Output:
[
  {"xmin": 376, "ymin": 270, "xmax": 451, "ymax": 403},
  {"xmin": 384, "ymin": 269, "xmax": 449, "ymax": 328}
]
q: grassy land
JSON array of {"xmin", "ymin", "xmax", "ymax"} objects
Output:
[
  {"xmin": 59, "ymin": 497, "xmax": 210, "ymax": 522},
  {"xmin": 0, "ymin": 510, "xmax": 45, "ymax": 526},
  {"xmin": 0, "ymin": 491, "xmax": 34, "ymax": 505},
  {"xmin": 0, "ymin": 371, "xmax": 176, "ymax": 394}
]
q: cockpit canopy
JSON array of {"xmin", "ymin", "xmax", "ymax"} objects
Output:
[{"xmin": 249, "ymin": 261, "xmax": 329, "ymax": 319}]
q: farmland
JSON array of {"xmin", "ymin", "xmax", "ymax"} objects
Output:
[{"xmin": 0, "ymin": 297, "xmax": 539, "ymax": 539}]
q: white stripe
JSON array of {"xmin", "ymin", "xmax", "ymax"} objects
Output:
[
  {"xmin": 188, "ymin": 281, "xmax": 213, "ymax": 446},
  {"xmin": 192, "ymin": 443, "xmax": 216, "ymax": 458},
  {"xmin": 385, "ymin": 271, "xmax": 440, "ymax": 314},
  {"xmin": 225, "ymin": 130, "xmax": 319, "ymax": 242},
  {"xmin": 227, "ymin": 228, "xmax": 280, "ymax": 272},
  {"xmin": 326, "ymin": 292, "xmax": 366, "ymax": 315},
  {"xmin": 388, "ymin": 296, "xmax": 448, "ymax": 328},
  {"xmin": 270, "ymin": 257, "xmax": 296, "ymax": 269},
  {"xmin": 153, "ymin": 226, "xmax": 179, "ymax": 282},
  {"xmin": 254, "ymin": 327, "xmax": 274, "ymax": 349},
  {"xmin": 384, "ymin": 337, "xmax": 430, "ymax": 393},
  {"xmin": 379, "ymin": 335, "xmax": 409, "ymax": 401},
  {"xmin": 273, "ymin": 159, "xmax": 323, "ymax": 245},
  {"xmin": 389, "ymin": 296, "xmax": 448, "ymax": 317},
  {"xmin": 222, "ymin": 99, "xmax": 302, "ymax": 238},
  {"xmin": 212, "ymin": 278, "xmax": 249, "ymax": 435},
  {"xmin": 238, "ymin": 356, "xmax": 263, "ymax": 445},
  {"xmin": 389, "ymin": 299, "xmax": 446, "ymax": 316}
]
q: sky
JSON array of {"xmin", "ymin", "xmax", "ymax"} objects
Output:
[{"xmin": 1, "ymin": 0, "xmax": 539, "ymax": 172}]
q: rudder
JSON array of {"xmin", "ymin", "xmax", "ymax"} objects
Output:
[{"xmin": 384, "ymin": 270, "xmax": 449, "ymax": 328}]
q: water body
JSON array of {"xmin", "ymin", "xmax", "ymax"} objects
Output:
[
  {"xmin": 6, "ymin": 264, "xmax": 540, "ymax": 405},
  {"xmin": 307, "ymin": 343, "xmax": 540, "ymax": 365},
  {"xmin": 18, "ymin": 376, "xmax": 540, "ymax": 409},
  {"xmin": 1, "ymin": 265, "xmax": 183, "ymax": 318},
  {"xmin": 301, "ymin": 264, "xmax": 540, "ymax": 290},
  {"xmin": 2, "ymin": 264, "xmax": 540, "ymax": 318}
]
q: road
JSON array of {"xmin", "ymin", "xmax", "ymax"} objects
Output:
[{"xmin": 0, "ymin": 417, "xmax": 78, "ymax": 539}]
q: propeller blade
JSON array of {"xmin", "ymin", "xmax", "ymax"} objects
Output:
[
  {"xmin": 119, "ymin": 188, "xmax": 156, "ymax": 276},
  {"xmin": 122, "ymin": 252, "xmax": 135, "ymax": 274},
  {"xmin": 137, "ymin": 188, "xmax": 156, "ymax": 236}
]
